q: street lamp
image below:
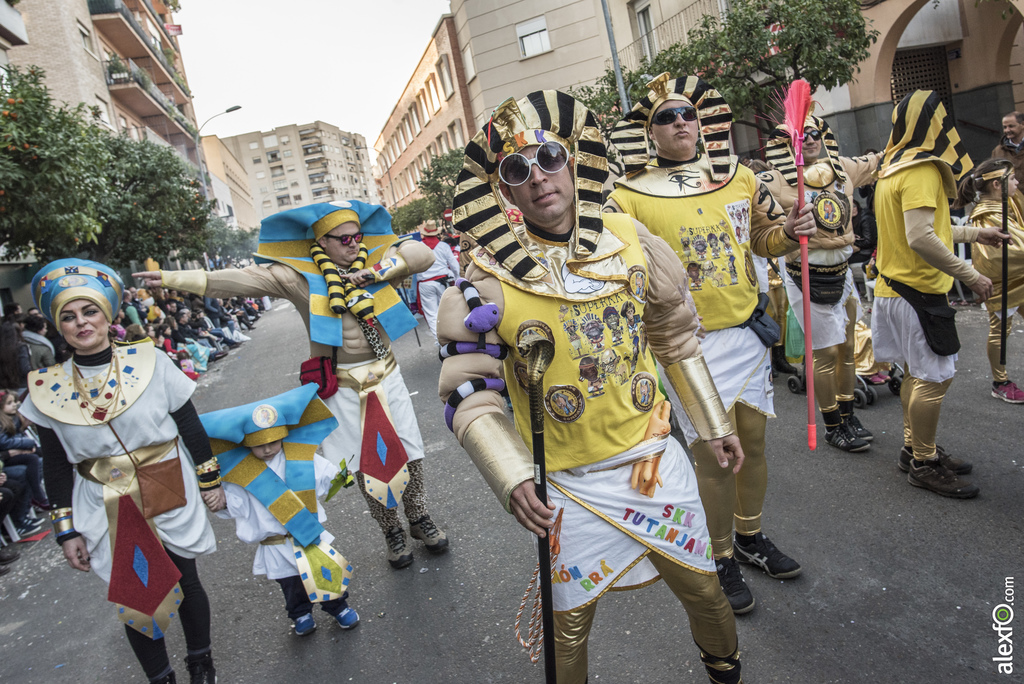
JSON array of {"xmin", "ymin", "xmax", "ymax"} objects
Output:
[{"xmin": 194, "ymin": 105, "xmax": 242, "ymax": 199}]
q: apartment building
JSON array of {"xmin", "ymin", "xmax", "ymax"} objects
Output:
[
  {"xmin": 221, "ymin": 122, "xmax": 377, "ymax": 221},
  {"xmin": 202, "ymin": 135, "xmax": 258, "ymax": 231},
  {"xmin": 0, "ymin": 1, "xmax": 28, "ymax": 67},
  {"xmin": 374, "ymin": 14, "xmax": 475, "ymax": 210},
  {"xmin": 9, "ymin": 0, "xmax": 201, "ymax": 168},
  {"xmin": 450, "ymin": 0, "xmax": 614, "ymax": 130}
]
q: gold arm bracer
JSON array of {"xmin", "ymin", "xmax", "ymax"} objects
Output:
[
  {"xmin": 461, "ymin": 413, "xmax": 534, "ymax": 513},
  {"xmin": 161, "ymin": 269, "xmax": 209, "ymax": 296},
  {"xmin": 372, "ymin": 254, "xmax": 411, "ymax": 283},
  {"xmin": 664, "ymin": 356, "xmax": 734, "ymax": 442},
  {"xmin": 49, "ymin": 507, "xmax": 75, "ymax": 537}
]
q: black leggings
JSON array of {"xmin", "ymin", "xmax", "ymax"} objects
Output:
[{"xmin": 124, "ymin": 549, "xmax": 211, "ymax": 681}]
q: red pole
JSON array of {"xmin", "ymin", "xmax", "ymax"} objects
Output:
[{"xmin": 796, "ymin": 165, "xmax": 816, "ymax": 450}]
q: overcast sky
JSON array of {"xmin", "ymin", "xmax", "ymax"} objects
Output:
[{"xmin": 176, "ymin": 0, "xmax": 452, "ymax": 152}]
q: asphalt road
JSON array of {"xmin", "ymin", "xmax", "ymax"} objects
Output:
[{"xmin": 2, "ymin": 296, "xmax": 1022, "ymax": 683}]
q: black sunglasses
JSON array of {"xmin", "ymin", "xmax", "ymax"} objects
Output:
[
  {"xmin": 322, "ymin": 232, "xmax": 363, "ymax": 246},
  {"xmin": 652, "ymin": 106, "xmax": 698, "ymax": 126},
  {"xmin": 498, "ymin": 141, "xmax": 569, "ymax": 186},
  {"xmin": 802, "ymin": 128, "xmax": 823, "ymax": 142}
]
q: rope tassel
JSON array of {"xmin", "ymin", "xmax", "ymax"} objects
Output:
[{"xmin": 515, "ymin": 508, "xmax": 563, "ymax": 663}]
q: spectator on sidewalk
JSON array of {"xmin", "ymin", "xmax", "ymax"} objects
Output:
[
  {"xmin": 993, "ymin": 111, "xmax": 1024, "ymax": 186},
  {"xmin": 22, "ymin": 315, "xmax": 56, "ymax": 370},
  {"xmin": 0, "ymin": 322, "xmax": 31, "ymax": 391}
]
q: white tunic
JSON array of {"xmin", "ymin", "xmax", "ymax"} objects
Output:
[
  {"xmin": 782, "ymin": 258, "xmax": 862, "ymax": 350},
  {"xmin": 217, "ymin": 450, "xmax": 339, "ymax": 580},
  {"xmin": 19, "ymin": 353, "xmax": 217, "ymax": 583}
]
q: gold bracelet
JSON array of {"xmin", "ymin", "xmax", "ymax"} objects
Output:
[
  {"xmin": 197, "ymin": 477, "xmax": 222, "ymax": 490},
  {"xmin": 461, "ymin": 413, "xmax": 534, "ymax": 513},
  {"xmin": 663, "ymin": 356, "xmax": 733, "ymax": 442},
  {"xmin": 49, "ymin": 507, "xmax": 75, "ymax": 536},
  {"xmin": 195, "ymin": 458, "xmax": 220, "ymax": 476}
]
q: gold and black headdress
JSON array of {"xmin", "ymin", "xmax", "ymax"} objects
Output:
[
  {"xmin": 610, "ymin": 73, "xmax": 733, "ymax": 180},
  {"xmin": 452, "ymin": 90, "xmax": 608, "ymax": 281},
  {"xmin": 765, "ymin": 114, "xmax": 847, "ymax": 187},
  {"xmin": 879, "ymin": 90, "xmax": 973, "ymax": 198}
]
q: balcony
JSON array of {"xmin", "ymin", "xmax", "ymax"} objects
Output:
[
  {"xmin": 0, "ymin": 1, "xmax": 28, "ymax": 48},
  {"xmin": 105, "ymin": 58, "xmax": 197, "ymax": 138},
  {"xmin": 88, "ymin": 0, "xmax": 190, "ymax": 104},
  {"xmin": 615, "ymin": 0, "xmax": 724, "ymax": 72},
  {"xmin": 308, "ymin": 173, "xmax": 328, "ymax": 185}
]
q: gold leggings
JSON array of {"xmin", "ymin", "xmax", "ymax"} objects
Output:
[
  {"xmin": 987, "ymin": 310, "xmax": 1021, "ymax": 383},
  {"xmin": 553, "ymin": 553, "xmax": 737, "ymax": 684},
  {"xmin": 900, "ymin": 366, "xmax": 952, "ymax": 461},
  {"xmin": 810, "ymin": 296, "xmax": 858, "ymax": 413},
  {"xmin": 692, "ymin": 403, "xmax": 767, "ymax": 559}
]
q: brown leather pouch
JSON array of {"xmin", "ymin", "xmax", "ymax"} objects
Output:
[{"xmin": 111, "ymin": 425, "xmax": 187, "ymax": 519}]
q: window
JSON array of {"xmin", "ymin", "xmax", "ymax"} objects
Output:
[
  {"xmin": 437, "ymin": 133, "xmax": 449, "ymax": 153},
  {"xmin": 437, "ymin": 55, "xmax": 454, "ymax": 98},
  {"xmin": 249, "ymin": 142, "xmax": 259, "ymax": 150},
  {"xmin": 403, "ymin": 117, "xmax": 414, "ymax": 142},
  {"xmin": 255, "ymin": 171, "xmax": 266, "ymax": 179},
  {"xmin": 449, "ymin": 120, "xmax": 464, "ymax": 148},
  {"xmin": 636, "ymin": 4, "xmax": 656, "ymax": 61},
  {"xmin": 263, "ymin": 134, "xmax": 278, "ymax": 148},
  {"xmin": 293, "ymin": 194, "xmax": 303, "ymax": 202},
  {"xmin": 282, "ymin": 136, "xmax": 290, "ymax": 144},
  {"xmin": 262, "ymin": 199, "xmax": 272, "ymax": 208},
  {"xmin": 252, "ymin": 156, "xmax": 262, "ymax": 164},
  {"xmin": 410, "ymin": 106, "xmax": 421, "ymax": 135},
  {"xmin": 267, "ymin": 150, "xmax": 281, "ymax": 162},
  {"xmin": 516, "ymin": 17, "xmax": 551, "ymax": 58},
  {"xmin": 418, "ymin": 93, "xmax": 431, "ymax": 123},
  {"xmin": 463, "ymin": 44, "xmax": 476, "ymax": 82},
  {"xmin": 95, "ymin": 96, "xmax": 111, "ymax": 125},
  {"xmin": 286, "ymin": 165, "xmax": 295, "ymax": 173},
  {"xmin": 283, "ymin": 149, "xmax": 292, "ymax": 158},
  {"xmin": 273, "ymin": 179, "xmax": 287, "ymax": 190},
  {"xmin": 426, "ymin": 77, "xmax": 441, "ymax": 113},
  {"xmin": 79, "ymin": 24, "xmax": 94, "ymax": 54},
  {"xmin": 342, "ymin": 137, "xmax": 350, "ymax": 146},
  {"xmin": 271, "ymin": 166, "xmax": 284, "ymax": 177},
  {"xmin": 259, "ymin": 186, "xmax": 268, "ymax": 194},
  {"xmin": 276, "ymin": 194, "xmax": 291, "ymax": 207}
]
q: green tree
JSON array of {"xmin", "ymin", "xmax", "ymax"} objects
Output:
[
  {"xmin": 573, "ymin": 0, "xmax": 878, "ymax": 150},
  {"xmin": 84, "ymin": 134, "xmax": 214, "ymax": 268},
  {"xmin": 0, "ymin": 65, "xmax": 111, "ymax": 261},
  {"xmin": 416, "ymin": 149, "xmax": 463, "ymax": 223},
  {"xmin": 205, "ymin": 219, "xmax": 258, "ymax": 261},
  {"xmin": 390, "ymin": 198, "xmax": 431, "ymax": 234}
]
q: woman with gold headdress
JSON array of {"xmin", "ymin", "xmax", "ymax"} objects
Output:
[
  {"xmin": 872, "ymin": 90, "xmax": 1008, "ymax": 499},
  {"xmin": 954, "ymin": 158, "xmax": 1024, "ymax": 403},
  {"xmin": 19, "ymin": 259, "xmax": 219, "ymax": 684},
  {"xmin": 758, "ymin": 116, "xmax": 881, "ymax": 453}
]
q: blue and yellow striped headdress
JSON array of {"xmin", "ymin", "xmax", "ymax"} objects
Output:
[
  {"xmin": 32, "ymin": 258, "xmax": 124, "ymax": 325},
  {"xmin": 200, "ymin": 384, "xmax": 339, "ymax": 548}
]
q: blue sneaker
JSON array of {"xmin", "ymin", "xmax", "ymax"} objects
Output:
[
  {"xmin": 334, "ymin": 607, "xmax": 359, "ymax": 630},
  {"xmin": 294, "ymin": 613, "xmax": 316, "ymax": 636}
]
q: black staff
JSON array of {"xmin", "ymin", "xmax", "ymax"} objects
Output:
[
  {"xmin": 524, "ymin": 337, "xmax": 556, "ymax": 684},
  {"xmin": 1001, "ymin": 171, "xmax": 1011, "ymax": 366}
]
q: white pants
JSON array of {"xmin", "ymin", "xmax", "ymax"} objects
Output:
[
  {"xmin": 419, "ymin": 280, "xmax": 447, "ymax": 342},
  {"xmin": 871, "ymin": 296, "xmax": 957, "ymax": 383}
]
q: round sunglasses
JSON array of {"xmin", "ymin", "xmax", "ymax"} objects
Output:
[
  {"xmin": 652, "ymin": 105, "xmax": 698, "ymax": 126},
  {"xmin": 322, "ymin": 232, "xmax": 363, "ymax": 246},
  {"xmin": 498, "ymin": 141, "xmax": 569, "ymax": 186}
]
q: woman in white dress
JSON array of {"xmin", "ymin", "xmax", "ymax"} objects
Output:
[{"xmin": 19, "ymin": 259, "xmax": 221, "ymax": 684}]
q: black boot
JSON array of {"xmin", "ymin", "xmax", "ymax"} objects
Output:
[
  {"xmin": 772, "ymin": 345, "xmax": 797, "ymax": 375},
  {"xmin": 151, "ymin": 672, "xmax": 177, "ymax": 684},
  {"xmin": 184, "ymin": 651, "xmax": 216, "ymax": 684}
]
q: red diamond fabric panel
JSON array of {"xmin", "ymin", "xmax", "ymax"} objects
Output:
[
  {"xmin": 107, "ymin": 495, "xmax": 182, "ymax": 616},
  {"xmin": 359, "ymin": 391, "xmax": 408, "ymax": 483}
]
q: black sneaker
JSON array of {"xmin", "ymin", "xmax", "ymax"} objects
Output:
[
  {"xmin": 385, "ymin": 526, "xmax": 414, "ymax": 569},
  {"xmin": 907, "ymin": 457, "xmax": 979, "ymax": 498},
  {"xmin": 825, "ymin": 422, "xmax": 870, "ymax": 453},
  {"xmin": 898, "ymin": 445, "xmax": 971, "ymax": 475},
  {"xmin": 715, "ymin": 556, "xmax": 755, "ymax": 615},
  {"xmin": 734, "ymin": 532, "xmax": 801, "ymax": 579},
  {"xmin": 184, "ymin": 650, "xmax": 216, "ymax": 684},
  {"xmin": 844, "ymin": 414, "xmax": 873, "ymax": 442}
]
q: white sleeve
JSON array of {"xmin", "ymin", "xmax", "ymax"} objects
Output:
[
  {"xmin": 314, "ymin": 454, "xmax": 341, "ymax": 498},
  {"xmin": 440, "ymin": 243, "xmax": 460, "ymax": 279},
  {"xmin": 155, "ymin": 349, "xmax": 197, "ymax": 412},
  {"xmin": 17, "ymin": 394, "xmax": 52, "ymax": 430}
]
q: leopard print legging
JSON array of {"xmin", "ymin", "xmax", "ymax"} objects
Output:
[{"xmin": 356, "ymin": 458, "xmax": 430, "ymax": 533}]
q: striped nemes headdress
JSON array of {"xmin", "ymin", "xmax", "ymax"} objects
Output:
[
  {"xmin": 610, "ymin": 73, "xmax": 732, "ymax": 180},
  {"xmin": 452, "ymin": 90, "xmax": 608, "ymax": 282},
  {"xmin": 765, "ymin": 115, "xmax": 847, "ymax": 187},
  {"xmin": 879, "ymin": 90, "xmax": 973, "ymax": 198}
]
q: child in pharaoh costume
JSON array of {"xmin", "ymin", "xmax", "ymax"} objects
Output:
[
  {"xmin": 438, "ymin": 90, "xmax": 745, "ymax": 684},
  {"xmin": 200, "ymin": 384, "xmax": 358, "ymax": 636}
]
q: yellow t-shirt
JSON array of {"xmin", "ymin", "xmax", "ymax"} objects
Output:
[
  {"xmin": 609, "ymin": 170, "xmax": 760, "ymax": 331},
  {"xmin": 874, "ymin": 163, "xmax": 953, "ymax": 297}
]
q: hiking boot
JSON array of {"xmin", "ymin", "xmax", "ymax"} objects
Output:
[
  {"xmin": 907, "ymin": 457, "xmax": 979, "ymax": 499},
  {"xmin": 293, "ymin": 613, "xmax": 316, "ymax": 636},
  {"xmin": 733, "ymin": 532, "xmax": 802, "ymax": 579},
  {"xmin": 898, "ymin": 445, "xmax": 971, "ymax": 475},
  {"xmin": 409, "ymin": 515, "xmax": 449, "ymax": 555},
  {"xmin": 385, "ymin": 526, "xmax": 414, "ymax": 569},
  {"xmin": 992, "ymin": 381, "xmax": 1024, "ymax": 404},
  {"xmin": 334, "ymin": 607, "xmax": 360, "ymax": 630},
  {"xmin": 825, "ymin": 422, "xmax": 870, "ymax": 453},
  {"xmin": 715, "ymin": 556, "xmax": 755, "ymax": 615},
  {"xmin": 184, "ymin": 650, "xmax": 216, "ymax": 684},
  {"xmin": 844, "ymin": 413, "xmax": 873, "ymax": 442}
]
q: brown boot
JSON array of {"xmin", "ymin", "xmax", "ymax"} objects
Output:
[
  {"xmin": 385, "ymin": 526, "xmax": 414, "ymax": 569},
  {"xmin": 409, "ymin": 515, "xmax": 449, "ymax": 555}
]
